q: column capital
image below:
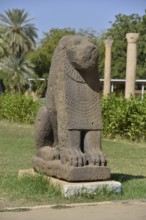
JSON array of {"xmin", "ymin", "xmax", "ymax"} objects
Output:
[
  {"xmin": 126, "ymin": 33, "xmax": 139, "ymax": 43},
  {"xmin": 104, "ymin": 39, "xmax": 114, "ymax": 47}
]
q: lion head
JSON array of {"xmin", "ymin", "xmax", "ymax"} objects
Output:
[{"xmin": 60, "ymin": 35, "xmax": 98, "ymax": 72}]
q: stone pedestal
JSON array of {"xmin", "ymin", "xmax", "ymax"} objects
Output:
[
  {"xmin": 49, "ymin": 178, "xmax": 121, "ymax": 197},
  {"xmin": 32, "ymin": 156, "xmax": 110, "ymax": 182},
  {"xmin": 125, "ymin": 33, "xmax": 139, "ymax": 98},
  {"xmin": 103, "ymin": 39, "xmax": 114, "ymax": 96},
  {"xmin": 18, "ymin": 169, "xmax": 121, "ymax": 197}
]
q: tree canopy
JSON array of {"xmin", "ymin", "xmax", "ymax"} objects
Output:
[
  {"xmin": 98, "ymin": 12, "xmax": 146, "ymax": 79},
  {"xmin": 1, "ymin": 54, "xmax": 34, "ymax": 93},
  {"xmin": 0, "ymin": 9, "xmax": 38, "ymax": 55},
  {"xmin": 28, "ymin": 28, "xmax": 76, "ymax": 77},
  {"xmin": 0, "ymin": 9, "xmax": 38, "ymax": 93},
  {"xmin": 28, "ymin": 11, "xmax": 146, "ymax": 80}
]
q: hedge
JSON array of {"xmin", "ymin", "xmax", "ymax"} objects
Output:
[
  {"xmin": 0, "ymin": 93, "xmax": 146, "ymax": 141},
  {"xmin": 102, "ymin": 94, "xmax": 146, "ymax": 141},
  {"xmin": 0, "ymin": 94, "xmax": 41, "ymax": 124}
]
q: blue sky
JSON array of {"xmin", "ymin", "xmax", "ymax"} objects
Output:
[{"xmin": 0, "ymin": 0, "xmax": 145, "ymax": 40}]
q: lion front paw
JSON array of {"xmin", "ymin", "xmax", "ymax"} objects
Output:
[
  {"xmin": 85, "ymin": 150, "xmax": 107, "ymax": 166},
  {"xmin": 60, "ymin": 148, "xmax": 86, "ymax": 167}
]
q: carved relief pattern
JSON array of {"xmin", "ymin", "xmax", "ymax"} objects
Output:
[
  {"xmin": 64, "ymin": 49, "xmax": 86, "ymax": 83},
  {"xmin": 64, "ymin": 50, "xmax": 102, "ymax": 130}
]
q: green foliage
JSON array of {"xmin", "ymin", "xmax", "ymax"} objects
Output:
[
  {"xmin": 0, "ymin": 35, "xmax": 5, "ymax": 58},
  {"xmin": 28, "ymin": 28, "xmax": 76, "ymax": 77},
  {"xmin": 0, "ymin": 93, "xmax": 146, "ymax": 141},
  {"xmin": 0, "ymin": 8, "xmax": 38, "ymax": 55},
  {"xmin": 98, "ymin": 12, "xmax": 146, "ymax": 79},
  {"xmin": 27, "ymin": 49, "xmax": 51, "ymax": 78},
  {"xmin": 0, "ymin": 94, "xmax": 41, "ymax": 123},
  {"xmin": 102, "ymin": 94, "xmax": 146, "ymax": 141},
  {"xmin": 0, "ymin": 8, "xmax": 38, "ymax": 94},
  {"xmin": 1, "ymin": 55, "xmax": 34, "ymax": 93},
  {"xmin": 31, "ymin": 75, "xmax": 48, "ymax": 97}
]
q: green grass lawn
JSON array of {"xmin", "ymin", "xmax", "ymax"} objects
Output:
[{"xmin": 0, "ymin": 120, "xmax": 146, "ymax": 208}]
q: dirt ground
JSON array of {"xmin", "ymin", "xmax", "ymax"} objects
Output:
[{"xmin": 0, "ymin": 200, "xmax": 146, "ymax": 220}]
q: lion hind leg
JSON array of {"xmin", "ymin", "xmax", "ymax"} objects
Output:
[{"xmin": 35, "ymin": 105, "xmax": 57, "ymax": 149}]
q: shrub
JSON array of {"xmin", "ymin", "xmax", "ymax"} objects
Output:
[
  {"xmin": 0, "ymin": 94, "xmax": 41, "ymax": 124},
  {"xmin": 0, "ymin": 93, "xmax": 146, "ymax": 141},
  {"xmin": 102, "ymin": 94, "xmax": 146, "ymax": 141}
]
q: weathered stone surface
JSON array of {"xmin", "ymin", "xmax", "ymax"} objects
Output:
[
  {"xmin": 125, "ymin": 33, "xmax": 139, "ymax": 98},
  {"xmin": 103, "ymin": 39, "xmax": 113, "ymax": 96},
  {"xmin": 32, "ymin": 156, "xmax": 110, "ymax": 182},
  {"xmin": 56, "ymin": 179, "xmax": 121, "ymax": 197},
  {"xmin": 33, "ymin": 35, "xmax": 110, "ymax": 181}
]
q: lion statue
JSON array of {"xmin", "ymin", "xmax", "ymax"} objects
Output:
[{"xmin": 32, "ymin": 35, "xmax": 110, "ymax": 181}]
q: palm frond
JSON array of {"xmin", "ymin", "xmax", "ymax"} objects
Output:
[
  {"xmin": 0, "ymin": 9, "xmax": 38, "ymax": 55},
  {"xmin": 1, "ymin": 54, "xmax": 34, "ymax": 92}
]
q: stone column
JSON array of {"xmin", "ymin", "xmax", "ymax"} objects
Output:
[
  {"xmin": 125, "ymin": 33, "xmax": 139, "ymax": 98},
  {"xmin": 103, "ymin": 39, "xmax": 114, "ymax": 96}
]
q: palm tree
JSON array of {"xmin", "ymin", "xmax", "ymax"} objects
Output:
[
  {"xmin": 0, "ymin": 35, "xmax": 6, "ymax": 58},
  {"xmin": 0, "ymin": 8, "xmax": 38, "ymax": 55},
  {"xmin": 1, "ymin": 54, "xmax": 34, "ymax": 93}
]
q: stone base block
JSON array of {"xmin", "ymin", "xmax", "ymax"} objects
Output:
[
  {"xmin": 52, "ymin": 178, "xmax": 122, "ymax": 197},
  {"xmin": 18, "ymin": 168, "xmax": 37, "ymax": 178},
  {"xmin": 18, "ymin": 169, "xmax": 121, "ymax": 197},
  {"xmin": 32, "ymin": 156, "xmax": 110, "ymax": 182}
]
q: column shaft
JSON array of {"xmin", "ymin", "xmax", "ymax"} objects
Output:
[
  {"xmin": 125, "ymin": 33, "xmax": 139, "ymax": 98},
  {"xmin": 103, "ymin": 39, "xmax": 113, "ymax": 96}
]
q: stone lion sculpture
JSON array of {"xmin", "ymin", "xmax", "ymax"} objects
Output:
[{"xmin": 32, "ymin": 35, "xmax": 110, "ymax": 181}]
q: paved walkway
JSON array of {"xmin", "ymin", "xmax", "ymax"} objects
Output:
[{"xmin": 0, "ymin": 201, "xmax": 146, "ymax": 220}]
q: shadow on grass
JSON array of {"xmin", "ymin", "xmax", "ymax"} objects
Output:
[{"xmin": 111, "ymin": 173, "xmax": 146, "ymax": 183}]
